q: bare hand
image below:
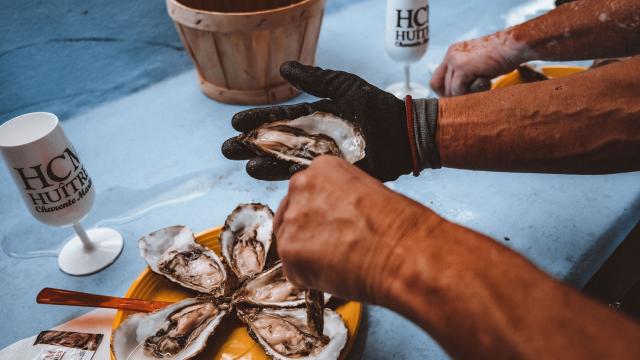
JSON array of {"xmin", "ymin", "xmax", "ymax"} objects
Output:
[
  {"xmin": 430, "ymin": 31, "xmax": 526, "ymax": 97},
  {"xmin": 273, "ymin": 155, "xmax": 437, "ymax": 304}
]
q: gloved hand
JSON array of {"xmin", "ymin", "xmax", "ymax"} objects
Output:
[
  {"xmin": 222, "ymin": 61, "xmax": 428, "ymax": 182},
  {"xmin": 430, "ymin": 31, "xmax": 527, "ymax": 97}
]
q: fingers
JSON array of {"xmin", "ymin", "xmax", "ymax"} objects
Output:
[
  {"xmin": 273, "ymin": 183, "xmax": 307, "ymax": 287},
  {"xmin": 288, "ymin": 163, "xmax": 307, "ymax": 175},
  {"xmin": 450, "ymin": 70, "xmax": 475, "ymax": 96},
  {"xmin": 430, "ymin": 63, "xmax": 447, "ymax": 97},
  {"xmin": 273, "ymin": 194, "xmax": 290, "ymax": 235},
  {"xmin": 468, "ymin": 77, "xmax": 492, "ymax": 93},
  {"xmin": 280, "ymin": 61, "xmax": 365, "ymax": 100},
  {"xmin": 444, "ymin": 67, "xmax": 455, "ymax": 97},
  {"xmin": 221, "ymin": 137, "xmax": 254, "ymax": 160},
  {"xmin": 246, "ymin": 157, "xmax": 299, "ymax": 181},
  {"xmin": 280, "ymin": 257, "xmax": 306, "ymax": 288}
]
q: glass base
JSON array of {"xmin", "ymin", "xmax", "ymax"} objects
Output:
[
  {"xmin": 58, "ymin": 228, "xmax": 123, "ymax": 276},
  {"xmin": 385, "ymin": 81, "xmax": 431, "ymax": 99}
]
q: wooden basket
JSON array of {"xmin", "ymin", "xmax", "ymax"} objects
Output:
[{"xmin": 166, "ymin": 0, "xmax": 326, "ymax": 105}]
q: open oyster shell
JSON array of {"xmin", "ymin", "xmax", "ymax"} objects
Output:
[
  {"xmin": 233, "ymin": 262, "xmax": 331, "ymax": 308},
  {"xmin": 239, "ymin": 112, "xmax": 366, "ymax": 165},
  {"xmin": 111, "ymin": 298, "xmax": 228, "ymax": 360},
  {"xmin": 220, "ymin": 204, "xmax": 274, "ymax": 282},
  {"xmin": 237, "ymin": 307, "xmax": 348, "ymax": 360},
  {"xmin": 139, "ymin": 225, "xmax": 228, "ymax": 297}
]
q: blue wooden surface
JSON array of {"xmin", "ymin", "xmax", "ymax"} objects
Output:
[
  {"xmin": 0, "ymin": 0, "xmax": 359, "ymax": 124},
  {"xmin": 1, "ymin": 0, "xmax": 639, "ymax": 358}
]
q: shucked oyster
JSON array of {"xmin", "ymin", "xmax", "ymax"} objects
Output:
[
  {"xmin": 237, "ymin": 306, "xmax": 348, "ymax": 360},
  {"xmin": 239, "ymin": 112, "xmax": 366, "ymax": 165},
  {"xmin": 111, "ymin": 298, "xmax": 228, "ymax": 360},
  {"xmin": 220, "ymin": 204, "xmax": 274, "ymax": 281},
  {"xmin": 139, "ymin": 226, "xmax": 228, "ymax": 297},
  {"xmin": 233, "ymin": 262, "xmax": 331, "ymax": 308}
]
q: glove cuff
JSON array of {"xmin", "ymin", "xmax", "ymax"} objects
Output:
[
  {"xmin": 404, "ymin": 96, "xmax": 421, "ymax": 176},
  {"xmin": 412, "ymin": 98, "xmax": 442, "ymax": 169}
]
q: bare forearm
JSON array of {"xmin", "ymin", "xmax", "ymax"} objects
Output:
[
  {"xmin": 438, "ymin": 56, "xmax": 640, "ymax": 174},
  {"xmin": 383, "ymin": 211, "xmax": 640, "ymax": 359},
  {"xmin": 510, "ymin": 0, "xmax": 640, "ymax": 61}
]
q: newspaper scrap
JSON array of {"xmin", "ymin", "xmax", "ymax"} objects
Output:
[{"xmin": 32, "ymin": 331, "xmax": 103, "ymax": 360}]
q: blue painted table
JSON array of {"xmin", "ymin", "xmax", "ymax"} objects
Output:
[{"xmin": 1, "ymin": 0, "xmax": 639, "ymax": 358}]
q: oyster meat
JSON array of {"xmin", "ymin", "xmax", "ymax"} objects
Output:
[
  {"xmin": 118, "ymin": 203, "xmax": 349, "ymax": 360},
  {"xmin": 234, "ymin": 262, "xmax": 331, "ymax": 308},
  {"xmin": 239, "ymin": 112, "xmax": 366, "ymax": 165},
  {"xmin": 112, "ymin": 298, "xmax": 228, "ymax": 360},
  {"xmin": 139, "ymin": 225, "xmax": 228, "ymax": 297},
  {"xmin": 220, "ymin": 204, "xmax": 274, "ymax": 281},
  {"xmin": 238, "ymin": 307, "xmax": 347, "ymax": 360}
]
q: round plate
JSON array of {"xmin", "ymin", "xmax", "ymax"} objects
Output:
[
  {"xmin": 492, "ymin": 65, "xmax": 586, "ymax": 89},
  {"xmin": 110, "ymin": 226, "xmax": 362, "ymax": 359}
]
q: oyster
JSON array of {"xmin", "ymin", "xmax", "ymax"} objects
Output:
[
  {"xmin": 111, "ymin": 298, "xmax": 228, "ymax": 360},
  {"xmin": 233, "ymin": 263, "xmax": 331, "ymax": 308},
  {"xmin": 238, "ymin": 112, "xmax": 366, "ymax": 165},
  {"xmin": 220, "ymin": 204, "xmax": 274, "ymax": 281},
  {"xmin": 139, "ymin": 225, "xmax": 228, "ymax": 297},
  {"xmin": 237, "ymin": 307, "xmax": 348, "ymax": 360}
]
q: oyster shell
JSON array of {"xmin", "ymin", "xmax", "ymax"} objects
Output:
[
  {"xmin": 233, "ymin": 263, "xmax": 331, "ymax": 308},
  {"xmin": 239, "ymin": 112, "xmax": 366, "ymax": 165},
  {"xmin": 139, "ymin": 225, "xmax": 228, "ymax": 297},
  {"xmin": 305, "ymin": 290, "xmax": 325, "ymax": 338},
  {"xmin": 237, "ymin": 307, "xmax": 348, "ymax": 360},
  {"xmin": 111, "ymin": 298, "xmax": 228, "ymax": 360},
  {"xmin": 220, "ymin": 204, "xmax": 274, "ymax": 281}
]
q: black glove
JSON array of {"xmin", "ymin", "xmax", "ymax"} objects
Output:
[{"xmin": 222, "ymin": 61, "xmax": 440, "ymax": 182}]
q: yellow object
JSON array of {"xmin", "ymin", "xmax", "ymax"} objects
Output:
[
  {"xmin": 492, "ymin": 65, "xmax": 587, "ymax": 89},
  {"xmin": 111, "ymin": 226, "xmax": 362, "ymax": 359}
]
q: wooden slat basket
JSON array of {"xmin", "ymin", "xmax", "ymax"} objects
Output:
[{"xmin": 166, "ymin": 0, "xmax": 326, "ymax": 105}]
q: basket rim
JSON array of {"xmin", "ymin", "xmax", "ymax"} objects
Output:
[{"xmin": 167, "ymin": 0, "xmax": 318, "ymax": 17}]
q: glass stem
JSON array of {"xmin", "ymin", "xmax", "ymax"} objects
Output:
[
  {"xmin": 73, "ymin": 222, "xmax": 95, "ymax": 252},
  {"xmin": 404, "ymin": 64, "xmax": 412, "ymax": 92}
]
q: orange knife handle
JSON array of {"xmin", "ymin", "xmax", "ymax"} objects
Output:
[{"xmin": 37, "ymin": 287, "xmax": 172, "ymax": 313}]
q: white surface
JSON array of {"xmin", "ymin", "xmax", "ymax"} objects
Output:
[
  {"xmin": 58, "ymin": 228, "xmax": 124, "ymax": 276},
  {"xmin": 0, "ymin": 308, "xmax": 114, "ymax": 360},
  {"xmin": 1, "ymin": 0, "xmax": 639, "ymax": 358}
]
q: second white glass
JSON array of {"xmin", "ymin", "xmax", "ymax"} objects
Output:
[
  {"xmin": 385, "ymin": 0, "xmax": 431, "ymax": 98},
  {"xmin": 0, "ymin": 112, "xmax": 123, "ymax": 275}
]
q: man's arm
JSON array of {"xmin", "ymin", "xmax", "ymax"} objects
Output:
[
  {"xmin": 274, "ymin": 156, "xmax": 640, "ymax": 359},
  {"xmin": 438, "ymin": 56, "xmax": 640, "ymax": 174},
  {"xmin": 431, "ymin": 0, "xmax": 640, "ymax": 96},
  {"xmin": 513, "ymin": 0, "xmax": 640, "ymax": 61},
  {"xmin": 384, "ymin": 206, "xmax": 640, "ymax": 359}
]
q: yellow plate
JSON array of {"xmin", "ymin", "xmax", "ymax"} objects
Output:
[
  {"xmin": 111, "ymin": 227, "xmax": 362, "ymax": 359},
  {"xmin": 492, "ymin": 65, "xmax": 587, "ymax": 89}
]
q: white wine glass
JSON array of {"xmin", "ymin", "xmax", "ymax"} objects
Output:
[
  {"xmin": 0, "ymin": 112, "xmax": 123, "ymax": 275},
  {"xmin": 385, "ymin": 0, "xmax": 431, "ymax": 98}
]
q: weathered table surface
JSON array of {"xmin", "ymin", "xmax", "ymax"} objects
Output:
[{"xmin": 1, "ymin": 0, "xmax": 639, "ymax": 358}]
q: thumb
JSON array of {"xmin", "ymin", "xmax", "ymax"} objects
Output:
[{"xmin": 280, "ymin": 61, "xmax": 364, "ymax": 100}]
